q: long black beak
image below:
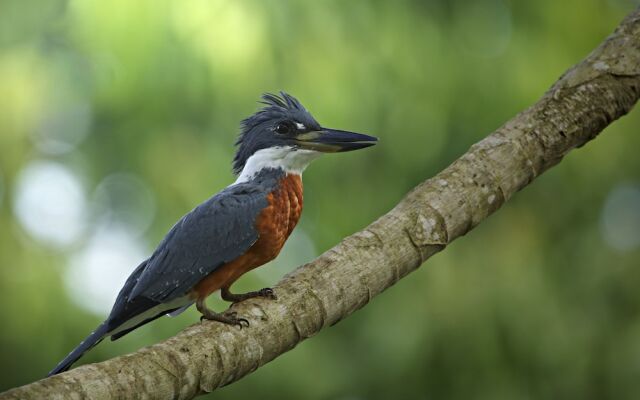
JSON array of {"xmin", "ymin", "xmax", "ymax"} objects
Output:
[{"xmin": 295, "ymin": 128, "xmax": 378, "ymax": 153}]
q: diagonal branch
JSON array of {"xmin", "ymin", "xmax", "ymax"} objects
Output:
[{"xmin": 3, "ymin": 7, "xmax": 640, "ymax": 400}]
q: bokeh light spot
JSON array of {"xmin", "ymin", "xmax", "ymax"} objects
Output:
[
  {"xmin": 66, "ymin": 223, "xmax": 148, "ymax": 316},
  {"xmin": 92, "ymin": 173, "xmax": 156, "ymax": 237},
  {"xmin": 33, "ymin": 99, "xmax": 92, "ymax": 155},
  {"xmin": 601, "ymin": 183, "xmax": 640, "ymax": 252},
  {"xmin": 13, "ymin": 160, "xmax": 88, "ymax": 247}
]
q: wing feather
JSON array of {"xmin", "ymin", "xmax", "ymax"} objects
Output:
[{"xmin": 129, "ymin": 183, "xmax": 269, "ymax": 302}]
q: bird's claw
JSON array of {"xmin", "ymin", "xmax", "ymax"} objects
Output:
[
  {"xmin": 224, "ymin": 312, "xmax": 250, "ymax": 328},
  {"xmin": 199, "ymin": 311, "xmax": 250, "ymax": 328},
  {"xmin": 235, "ymin": 318, "xmax": 250, "ymax": 328},
  {"xmin": 258, "ymin": 287, "xmax": 277, "ymax": 300}
]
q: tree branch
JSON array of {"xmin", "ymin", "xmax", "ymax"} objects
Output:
[{"xmin": 4, "ymin": 7, "xmax": 640, "ymax": 400}]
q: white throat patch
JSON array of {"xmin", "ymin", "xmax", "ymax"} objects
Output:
[{"xmin": 235, "ymin": 146, "xmax": 321, "ymax": 183}]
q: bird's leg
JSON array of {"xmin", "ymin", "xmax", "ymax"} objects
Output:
[
  {"xmin": 196, "ymin": 297, "xmax": 248, "ymax": 328},
  {"xmin": 221, "ymin": 286, "xmax": 278, "ymax": 303}
]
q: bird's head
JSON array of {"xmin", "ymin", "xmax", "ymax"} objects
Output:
[{"xmin": 233, "ymin": 92, "xmax": 377, "ymax": 181}]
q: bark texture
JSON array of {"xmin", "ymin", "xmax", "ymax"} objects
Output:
[{"xmin": 3, "ymin": 8, "xmax": 640, "ymax": 400}]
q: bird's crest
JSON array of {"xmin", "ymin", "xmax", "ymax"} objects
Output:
[
  {"xmin": 259, "ymin": 92, "xmax": 305, "ymax": 111},
  {"xmin": 233, "ymin": 91, "xmax": 318, "ymax": 174},
  {"xmin": 239, "ymin": 92, "xmax": 307, "ymax": 135}
]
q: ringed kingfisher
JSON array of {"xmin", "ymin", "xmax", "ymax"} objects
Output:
[{"xmin": 49, "ymin": 92, "xmax": 377, "ymax": 376}]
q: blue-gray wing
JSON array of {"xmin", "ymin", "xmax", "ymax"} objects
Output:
[{"xmin": 128, "ymin": 183, "xmax": 270, "ymax": 302}]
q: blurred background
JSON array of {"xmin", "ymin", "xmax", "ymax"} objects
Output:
[{"xmin": 1, "ymin": 0, "xmax": 640, "ymax": 398}]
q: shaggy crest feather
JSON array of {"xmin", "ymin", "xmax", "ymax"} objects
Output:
[{"xmin": 233, "ymin": 92, "xmax": 320, "ymax": 174}]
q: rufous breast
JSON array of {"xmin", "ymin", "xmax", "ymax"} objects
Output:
[
  {"xmin": 252, "ymin": 173, "xmax": 303, "ymax": 262},
  {"xmin": 192, "ymin": 173, "xmax": 304, "ymax": 298}
]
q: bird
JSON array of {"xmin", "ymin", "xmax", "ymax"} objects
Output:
[{"xmin": 48, "ymin": 92, "xmax": 377, "ymax": 376}]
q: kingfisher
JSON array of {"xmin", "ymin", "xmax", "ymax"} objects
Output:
[{"xmin": 48, "ymin": 92, "xmax": 377, "ymax": 376}]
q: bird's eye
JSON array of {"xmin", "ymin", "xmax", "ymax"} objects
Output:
[{"xmin": 274, "ymin": 122, "xmax": 291, "ymax": 135}]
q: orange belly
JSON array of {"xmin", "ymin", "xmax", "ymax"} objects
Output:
[{"xmin": 192, "ymin": 173, "xmax": 303, "ymax": 299}]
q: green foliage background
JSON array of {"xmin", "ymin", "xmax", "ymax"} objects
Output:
[{"xmin": 1, "ymin": 0, "xmax": 640, "ymax": 398}]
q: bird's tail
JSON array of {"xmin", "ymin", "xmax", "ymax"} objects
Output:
[{"xmin": 48, "ymin": 322, "xmax": 110, "ymax": 376}]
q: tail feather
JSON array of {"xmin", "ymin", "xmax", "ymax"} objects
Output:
[
  {"xmin": 48, "ymin": 323, "xmax": 109, "ymax": 376},
  {"xmin": 109, "ymin": 307, "xmax": 181, "ymax": 341}
]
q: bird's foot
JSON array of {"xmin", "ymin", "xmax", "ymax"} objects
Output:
[
  {"xmin": 257, "ymin": 287, "xmax": 277, "ymax": 300},
  {"xmin": 199, "ymin": 310, "xmax": 249, "ymax": 329},
  {"xmin": 221, "ymin": 287, "xmax": 278, "ymax": 303}
]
